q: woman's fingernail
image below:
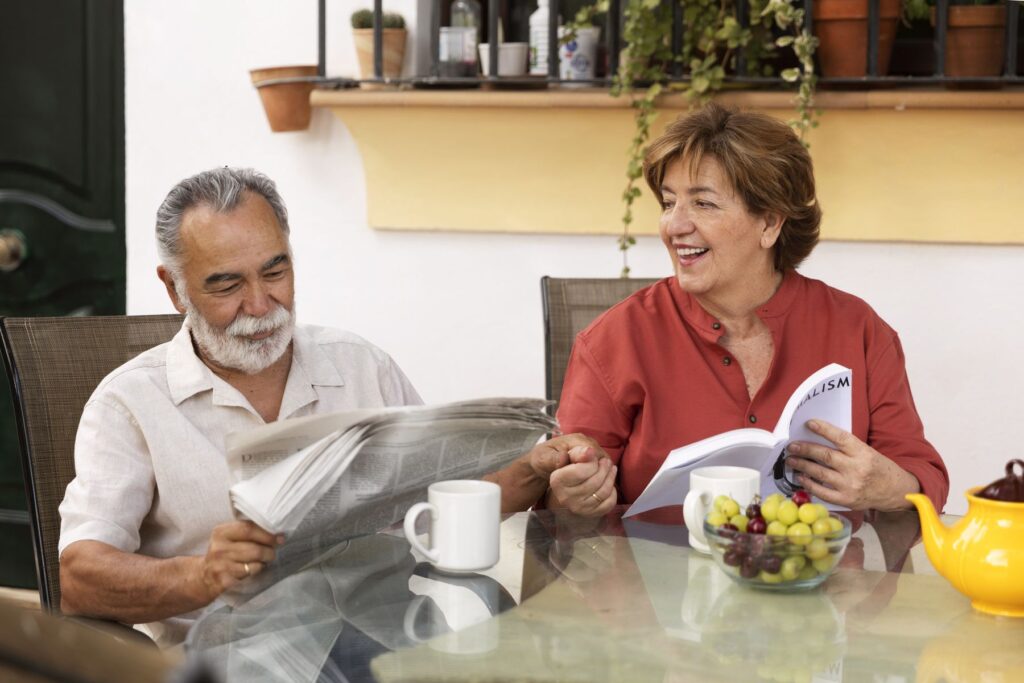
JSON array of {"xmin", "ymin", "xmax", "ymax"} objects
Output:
[
  {"xmin": 807, "ymin": 420, "xmax": 820, "ymax": 431},
  {"xmin": 788, "ymin": 443, "xmax": 802, "ymax": 454}
]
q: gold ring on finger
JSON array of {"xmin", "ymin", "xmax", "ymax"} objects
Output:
[
  {"xmin": 590, "ymin": 493, "xmax": 602, "ymax": 503},
  {"xmin": 244, "ymin": 562, "xmax": 251, "ymax": 577}
]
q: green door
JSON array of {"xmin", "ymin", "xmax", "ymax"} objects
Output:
[{"xmin": 0, "ymin": 1, "xmax": 125, "ymax": 587}]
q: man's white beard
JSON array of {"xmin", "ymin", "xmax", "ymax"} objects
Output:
[{"xmin": 185, "ymin": 300, "xmax": 295, "ymax": 375}]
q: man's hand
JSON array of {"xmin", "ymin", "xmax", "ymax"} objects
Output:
[
  {"xmin": 526, "ymin": 432, "xmax": 604, "ymax": 481},
  {"xmin": 197, "ymin": 521, "xmax": 282, "ymax": 602},
  {"xmin": 785, "ymin": 420, "xmax": 920, "ymax": 511},
  {"xmin": 546, "ymin": 443, "xmax": 618, "ymax": 517}
]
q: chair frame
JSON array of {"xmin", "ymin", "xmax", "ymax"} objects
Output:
[
  {"xmin": 0, "ymin": 314, "xmax": 183, "ymax": 615},
  {"xmin": 540, "ymin": 276, "xmax": 658, "ymax": 407}
]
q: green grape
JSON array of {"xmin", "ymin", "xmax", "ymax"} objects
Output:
[
  {"xmin": 721, "ymin": 497, "xmax": 741, "ymax": 518},
  {"xmin": 780, "ymin": 555, "xmax": 806, "ymax": 580},
  {"xmin": 713, "ymin": 494, "xmax": 732, "ymax": 513},
  {"xmin": 797, "ymin": 502, "xmax": 820, "ymax": 524},
  {"xmin": 811, "ymin": 517, "xmax": 832, "ymax": 535},
  {"xmin": 729, "ymin": 513, "xmax": 749, "ymax": 532},
  {"xmin": 827, "ymin": 516, "xmax": 844, "ymax": 535},
  {"xmin": 706, "ymin": 510, "xmax": 729, "ymax": 527},
  {"xmin": 759, "ymin": 570, "xmax": 784, "ymax": 584},
  {"xmin": 786, "ymin": 522, "xmax": 812, "ymax": 546},
  {"xmin": 805, "ymin": 537, "xmax": 829, "ymax": 560},
  {"xmin": 767, "ymin": 520, "xmax": 789, "ymax": 536},
  {"xmin": 812, "ymin": 554, "xmax": 837, "ymax": 573},
  {"xmin": 761, "ymin": 496, "xmax": 781, "ymax": 523},
  {"xmin": 798, "ymin": 564, "xmax": 819, "ymax": 580},
  {"xmin": 777, "ymin": 500, "xmax": 800, "ymax": 525}
]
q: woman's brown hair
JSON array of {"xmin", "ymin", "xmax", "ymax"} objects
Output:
[{"xmin": 643, "ymin": 103, "xmax": 822, "ymax": 271}]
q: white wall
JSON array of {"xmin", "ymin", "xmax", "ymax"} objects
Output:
[{"xmin": 125, "ymin": 1, "xmax": 1024, "ymax": 514}]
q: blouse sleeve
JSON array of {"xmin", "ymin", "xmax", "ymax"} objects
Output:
[
  {"xmin": 866, "ymin": 334, "xmax": 949, "ymax": 512},
  {"xmin": 555, "ymin": 334, "xmax": 635, "ymax": 467}
]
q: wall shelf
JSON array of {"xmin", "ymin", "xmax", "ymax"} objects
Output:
[{"xmin": 311, "ymin": 88, "xmax": 1024, "ymax": 244}]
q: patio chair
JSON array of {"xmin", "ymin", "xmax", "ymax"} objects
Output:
[
  {"xmin": 0, "ymin": 314, "xmax": 183, "ymax": 623},
  {"xmin": 540, "ymin": 276, "xmax": 657, "ymax": 408}
]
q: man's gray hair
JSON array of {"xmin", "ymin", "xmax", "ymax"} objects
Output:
[{"xmin": 156, "ymin": 167, "xmax": 290, "ymax": 275}]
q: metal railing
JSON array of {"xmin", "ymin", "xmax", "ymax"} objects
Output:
[{"xmin": 317, "ymin": 0, "xmax": 1023, "ymax": 88}]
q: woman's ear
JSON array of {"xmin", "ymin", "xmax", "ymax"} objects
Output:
[{"xmin": 760, "ymin": 212, "xmax": 784, "ymax": 249}]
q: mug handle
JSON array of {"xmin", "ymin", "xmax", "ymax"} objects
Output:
[
  {"xmin": 682, "ymin": 488, "xmax": 710, "ymax": 547},
  {"xmin": 403, "ymin": 595, "xmax": 432, "ymax": 643},
  {"xmin": 404, "ymin": 502, "xmax": 440, "ymax": 563}
]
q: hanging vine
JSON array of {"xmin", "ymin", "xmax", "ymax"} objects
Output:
[{"xmin": 565, "ymin": 0, "xmax": 818, "ymax": 277}]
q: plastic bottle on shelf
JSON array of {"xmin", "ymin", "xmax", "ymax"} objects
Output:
[
  {"xmin": 449, "ymin": 0, "xmax": 481, "ymax": 75},
  {"xmin": 529, "ymin": 0, "xmax": 556, "ymax": 76}
]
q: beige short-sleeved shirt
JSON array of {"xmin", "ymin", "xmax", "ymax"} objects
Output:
[{"xmin": 58, "ymin": 321, "xmax": 422, "ymax": 646}]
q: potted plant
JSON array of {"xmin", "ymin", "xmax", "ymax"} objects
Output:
[
  {"xmin": 813, "ymin": 0, "xmax": 902, "ymax": 77},
  {"xmin": 564, "ymin": 0, "xmax": 819, "ymax": 276},
  {"xmin": 249, "ymin": 65, "xmax": 319, "ymax": 132},
  {"xmin": 905, "ymin": 0, "xmax": 1006, "ymax": 77},
  {"xmin": 351, "ymin": 8, "xmax": 408, "ymax": 81}
]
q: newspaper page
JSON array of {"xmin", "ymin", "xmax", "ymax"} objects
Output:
[{"xmin": 225, "ymin": 398, "xmax": 556, "ymax": 537}]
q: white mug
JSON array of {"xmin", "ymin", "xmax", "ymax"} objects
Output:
[
  {"xmin": 404, "ymin": 480, "xmax": 501, "ymax": 573},
  {"xmin": 682, "ymin": 466, "xmax": 759, "ymax": 554}
]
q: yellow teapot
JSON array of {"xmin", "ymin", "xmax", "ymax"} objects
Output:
[{"xmin": 906, "ymin": 460, "xmax": 1024, "ymax": 618}]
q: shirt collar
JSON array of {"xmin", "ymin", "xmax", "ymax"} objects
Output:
[
  {"xmin": 668, "ymin": 269, "xmax": 801, "ymax": 343},
  {"xmin": 165, "ymin": 322, "xmax": 346, "ymax": 410}
]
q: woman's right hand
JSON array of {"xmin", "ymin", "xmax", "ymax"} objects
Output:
[{"xmin": 546, "ymin": 445, "xmax": 618, "ymax": 516}]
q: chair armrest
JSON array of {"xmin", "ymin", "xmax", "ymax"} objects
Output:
[{"xmin": 64, "ymin": 615, "xmax": 156, "ymax": 647}]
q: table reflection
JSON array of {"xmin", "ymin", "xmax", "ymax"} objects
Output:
[{"xmin": 182, "ymin": 507, "xmax": 1024, "ymax": 682}]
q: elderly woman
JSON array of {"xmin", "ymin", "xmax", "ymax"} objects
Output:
[{"xmin": 547, "ymin": 103, "xmax": 948, "ymax": 517}]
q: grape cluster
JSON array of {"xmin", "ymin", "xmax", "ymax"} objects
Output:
[{"xmin": 705, "ymin": 491, "xmax": 847, "ymax": 586}]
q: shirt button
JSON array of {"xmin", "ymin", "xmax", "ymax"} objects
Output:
[
  {"xmin": 722, "ymin": 356, "xmax": 732, "ymax": 366},
  {"xmin": 749, "ymin": 415, "xmax": 757, "ymax": 424},
  {"xmin": 712, "ymin": 322, "xmax": 721, "ymax": 330}
]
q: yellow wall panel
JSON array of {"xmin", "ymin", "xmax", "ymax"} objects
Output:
[{"xmin": 315, "ymin": 90, "xmax": 1024, "ymax": 244}]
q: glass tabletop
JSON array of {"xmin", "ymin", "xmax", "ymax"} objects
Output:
[{"xmin": 184, "ymin": 506, "xmax": 1024, "ymax": 682}]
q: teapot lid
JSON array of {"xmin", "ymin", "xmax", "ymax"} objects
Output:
[{"xmin": 977, "ymin": 459, "xmax": 1024, "ymax": 503}]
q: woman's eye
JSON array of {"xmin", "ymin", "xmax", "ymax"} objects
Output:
[
  {"xmin": 695, "ymin": 200, "xmax": 717, "ymax": 209},
  {"xmin": 661, "ymin": 200, "xmax": 675, "ymax": 211}
]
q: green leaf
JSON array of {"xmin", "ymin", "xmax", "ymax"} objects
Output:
[
  {"xmin": 692, "ymin": 75, "xmax": 710, "ymax": 93},
  {"xmin": 780, "ymin": 68, "xmax": 801, "ymax": 82},
  {"xmin": 775, "ymin": 35, "xmax": 794, "ymax": 47}
]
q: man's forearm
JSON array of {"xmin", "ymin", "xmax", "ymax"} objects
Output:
[
  {"xmin": 60, "ymin": 540, "xmax": 210, "ymax": 624},
  {"xmin": 485, "ymin": 455, "xmax": 549, "ymax": 513}
]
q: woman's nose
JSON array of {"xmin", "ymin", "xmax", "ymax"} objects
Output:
[{"xmin": 662, "ymin": 205, "xmax": 692, "ymax": 236}]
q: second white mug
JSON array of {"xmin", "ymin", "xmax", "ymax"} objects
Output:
[
  {"xmin": 682, "ymin": 466, "xmax": 759, "ymax": 554},
  {"xmin": 404, "ymin": 479, "xmax": 501, "ymax": 573}
]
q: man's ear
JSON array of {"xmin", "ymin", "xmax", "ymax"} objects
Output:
[
  {"xmin": 760, "ymin": 212, "xmax": 784, "ymax": 250},
  {"xmin": 157, "ymin": 265, "xmax": 187, "ymax": 314}
]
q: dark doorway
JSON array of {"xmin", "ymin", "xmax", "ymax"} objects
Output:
[{"xmin": 0, "ymin": 1, "xmax": 125, "ymax": 588}]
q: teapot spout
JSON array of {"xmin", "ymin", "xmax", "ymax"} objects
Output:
[{"xmin": 906, "ymin": 493, "xmax": 948, "ymax": 576}]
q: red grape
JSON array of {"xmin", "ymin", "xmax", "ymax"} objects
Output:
[
  {"xmin": 760, "ymin": 555, "xmax": 782, "ymax": 574},
  {"xmin": 746, "ymin": 502, "xmax": 761, "ymax": 519},
  {"xmin": 740, "ymin": 556, "xmax": 759, "ymax": 578},
  {"xmin": 747, "ymin": 516, "xmax": 767, "ymax": 534},
  {"xmin": 792, "ymin": 490, "xmax": 812, "ymax": 506}
]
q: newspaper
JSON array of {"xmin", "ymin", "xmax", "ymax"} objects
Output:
[{"xmin": 225, "ymin": 398, "xmax": 557, "ymax": 540}]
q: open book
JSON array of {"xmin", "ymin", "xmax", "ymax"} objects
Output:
[
  {"xmin": 225, "ymin": 398, "xmax": 556, "ymax": 538},
  {"xmin": 623, "ymin": 363, "xmax": 852, "ymax": 518}
]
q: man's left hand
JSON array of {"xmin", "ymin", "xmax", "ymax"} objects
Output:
[{"xmin": 785, "ymin": 420, "xmax": 919, "ymax": 511}]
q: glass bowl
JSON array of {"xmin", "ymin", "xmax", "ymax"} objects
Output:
[{"xmin": 703, "ymin": 514, "xmax": 852, "ymax": 591}]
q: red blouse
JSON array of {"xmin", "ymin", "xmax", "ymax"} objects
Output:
[{"xmin": 556, "ymin": 271, "xmax": 949, "ymax": 512}]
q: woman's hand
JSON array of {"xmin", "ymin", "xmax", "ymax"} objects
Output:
[
  {"xmin": 785, "ymin": 420, "xmax": 920, "ymax": 511},
  {"xmin": 546, "ymin": 445, "xmax": 618, "ymax": 517}
]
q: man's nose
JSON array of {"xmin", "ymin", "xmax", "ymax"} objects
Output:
[{"xmin": 242, "ymin": 282, "xmax": 273, "ymax": 317}]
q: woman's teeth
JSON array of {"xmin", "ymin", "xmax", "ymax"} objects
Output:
[{"xmin": 677, "ymin": 247, "xmax": 709, "ymax": 257}]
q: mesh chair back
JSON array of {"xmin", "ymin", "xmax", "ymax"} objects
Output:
[
  {"xmin": 541, "ymin": 277, "xmax": 658, "ymax": 409},
  {"xmin": 0, "ymin": 314, "xmax": 184, "ymax": 611}
]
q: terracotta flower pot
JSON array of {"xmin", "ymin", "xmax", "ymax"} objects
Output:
[
  {"xmin": 352, "ymin": 28, "xmax": 407, "ymax": 81},
  {"xmin": 813, "ymin": 0, "xmax": 901, "ymax": 78},
  {"xmin": 930, "ymin": 5, "xmax": 1006, "ymax": 77},
  {"xmin": 250, "ymin": 65, "xmax": 318, "ymax": 132}
]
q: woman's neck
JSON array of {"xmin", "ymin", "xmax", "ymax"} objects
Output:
[{"xmin": 695, "ymin": 269, "xmax": 784, "ymax": 338}]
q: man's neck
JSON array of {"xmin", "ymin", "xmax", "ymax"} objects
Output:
[{"xmin": 198, "ymin": 343, "xmax": 294, "ymax": 423}]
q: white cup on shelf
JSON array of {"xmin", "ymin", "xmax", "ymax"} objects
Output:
[{"xmin": 478, "ymin": 42, "xmax": 529, "ymax": 76}]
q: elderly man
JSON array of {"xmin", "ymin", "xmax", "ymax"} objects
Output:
[{"xmin": 57, "ymin": 167, "xmax": 594, "ymax": 647}]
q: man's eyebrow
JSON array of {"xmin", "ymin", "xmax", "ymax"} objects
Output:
[
  {"xmin": 204, "ymin": 272, "xmax": 242, "ymax": 287},
  {"xmin": 261, "ymin": 253, "xmax": 290, "ymax": 271}
]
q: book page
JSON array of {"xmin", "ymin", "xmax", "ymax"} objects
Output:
[{"xmin": 624, "ymin": 364, "xmax": 852, "ymax": 517}]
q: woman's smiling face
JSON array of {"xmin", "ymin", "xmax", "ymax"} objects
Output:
[{"xmin": 658, "ymin": 154, "xmax": 781, "ymax": 303}]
